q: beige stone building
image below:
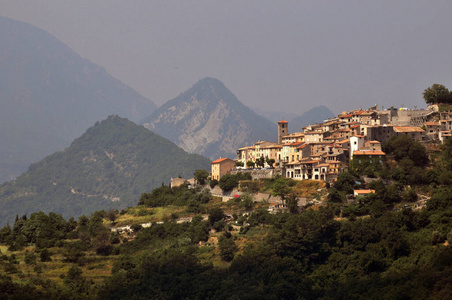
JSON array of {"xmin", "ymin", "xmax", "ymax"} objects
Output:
[
  {"xmin": 393, "ymin": 126, "xmax": 426, "ymax": 142},
  {"xmin": 211, "ymin": 158, "xmax": 235, "ymax": 181}
]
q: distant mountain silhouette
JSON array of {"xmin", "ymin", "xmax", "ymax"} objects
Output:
[
  {"xmin": 252, "ymin": 108, "xmax": 299, "ymax": 125},
  {"xmin": 290, "ymin": 106, "xmax": 336, "ymax": 132},
  {"xmin": 0, "ymin": 115, "xmax": 210, "ymax": 225},
  {"xmin": 141, "ymin": 77, "xmax": 277, "ymax": 160},
  {"xmin": 0, "ymin": 16, "xmax": 156, "ymax": 182}
]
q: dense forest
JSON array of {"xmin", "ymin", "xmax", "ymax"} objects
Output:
[{"xmin": 0, "ymin": 137, "xmax": 451, "ymax": 299}]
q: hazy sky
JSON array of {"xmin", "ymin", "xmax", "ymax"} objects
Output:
[{"xmin": 1, "ymin": 0, "xmax": 452, "ymax": 115}]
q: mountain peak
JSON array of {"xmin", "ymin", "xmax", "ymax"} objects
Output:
[{"xmin": 142, "ymin": 78, "xmax": 277, "ymax": 159}]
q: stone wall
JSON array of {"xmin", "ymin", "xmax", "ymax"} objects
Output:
[
  {"xmin": 230, "ymin": 168, "xmax": 281, "ymax": 179},
  {"xmin": 390, "ymin": 110, "xmax": 432, "ymax": 126}
]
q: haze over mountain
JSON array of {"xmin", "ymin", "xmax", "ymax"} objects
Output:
[
  {"xmin": 0, "ymin": 16, "xmax": 157, "ymax": 183},
  {"xmin": 142, "ymin": 77, "xmax": 277, "ymax": 160},
  {"xmin": 0, "ymin": 115, "xmax": 210, "ymax": 226},
  {"xmin": 290, "ymin": 105, "xmax": 336, "ymax": 132}
]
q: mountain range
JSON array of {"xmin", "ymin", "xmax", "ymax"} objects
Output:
[
  {"xmin": 0, "ymin": 115, "xmax": 210, "ymax": 225},
  {"xmin": 141, "ymin": 77, "xmax": 278, "ymax": 160},
  {"xmin": 290, "ymin": 105, "xmax": 336, "ymax": 132},
  {"xmin": 255, "ymin": 105, "xmax": 335, "ymax": 132},
  {"xmin": 0, "ymin": 16, "xmax": 156, "ymax": 182}
]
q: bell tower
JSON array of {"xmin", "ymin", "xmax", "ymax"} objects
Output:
[{"xmin": 278, "ymin": 120, "xmax": 288, "ymax": 144}]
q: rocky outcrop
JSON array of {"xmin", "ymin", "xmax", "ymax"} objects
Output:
[{"xmin": 142, "ymin": 78, "xmax": 277, "ymax": 160}]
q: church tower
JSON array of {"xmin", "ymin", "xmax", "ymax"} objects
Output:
[{"xmin": 278, "ymin": 120, "xmax": 288, "ymax": 144}]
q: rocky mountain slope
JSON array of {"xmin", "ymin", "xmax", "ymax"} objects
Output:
[
  {"xmin": 290, "ymin": 105, "xmax": 336, "ymax": 132},
  {"xmin": 0, "ymin": 16, "xmax": 156, "ymax": 182},
  {"xmin": 141, "ymin": 77, "xmax": 277, "ymax": 160},
  {"xmin": 0, "ymin": 115, "xmax": 210, "ymax": 225}
]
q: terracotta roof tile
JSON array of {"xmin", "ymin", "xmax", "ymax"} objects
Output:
[
  {"xmin": 353, "ymin": 150, "xmax": 386, "ymax": 156},
  {"xmin": 212, "ymin": 158, "xmax": 232, "ymax": 164}
]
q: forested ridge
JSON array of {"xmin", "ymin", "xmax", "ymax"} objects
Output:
[
  {"xmin": 0, "ymin": 115, "xmax": 211, "ymax": 225},
  {"xmin": 0, "ymin": 137, "xmax": 451, "ymax": 299}
]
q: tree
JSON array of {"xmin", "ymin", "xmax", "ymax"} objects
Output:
[
  {"xmin": 235, "ymin": 161, "xmax": 244, "ymax": 167},
  {"xmin": 266, "ymin": 158, "xmax": 275, "ymax": 168},
  {"xmin": 208, "ymin": 208, "xmax": 225, "ymax": 226},
  {"xmin": 209, "ymin": 179, "xmax": 218, "ymax": 188},
  {"xmin": 40, "ymin": 248, "xmax": 52, "ymax": 262},
  {"xmin": 218, "ymin": 234, "xmax": 238, "ymax": 262},
  {"xmin": 194, "ymin": 169, "xmax": 209, "ymax": 185},
  {"xmin": 240, "ymin": 194, "xmax": 254, "ymax": 211},
  {"xmin": 423, "ymin": 84, "xmax": 452, "ymax": 104},
  {"xmin": 286, "ymin": 193, "xmax": 299, "ymax": 214},
  {"xmin": 272, "ymin": 177, "xmax": 291, "ymax": 203},
  {"xmin": 219, "ymin": 174, "xmax": 238, "ymax": 192},
  {"xmin": 383, "ymin": 135, "xmax": 429, "ymax": 167},
  {"xmin": 256, "ymin": 157, "xmax": 265, "ymax": 168},
  {"xmin": 65, "ymin": 266, "xmax": 90, "ymax": 296},
  {"xmin": 105, "ymin": 209, "xmax": 117, "ymax": 224},
  {"xmin": 333, "ymin": 172, "xmax": 356, "ymax": 194},
  {"xmin": 246, "ymin": 161, "xmax": 255, "ymax": 168}
]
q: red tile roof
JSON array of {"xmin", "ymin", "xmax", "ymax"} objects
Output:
[
  {"xmin": 353, "ymin": 150, "xmax": 386, "ymax": 156},
  {"xmin": 212, "ymin": 158, "xmax": 233, "ymax": 164},
  {"xmin": 354, "ymin": 189, "xmax": 375, "ymax": 194},
  {"xmin": 278, "ymin": 120, "xmax": 288, "ymax": 124},
  {"xmin": 394, "ymin": 126, "xmax": 425, "ymax": 133}
]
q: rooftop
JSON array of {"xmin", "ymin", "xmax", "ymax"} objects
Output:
[
  {"xmin": 353, "ymin": 150, "xmax": 386, "ymax": 156},
  {"xmin": 394, "ymin": 126, "xmax": 425, "ymax": 133},
  {"xmin": 212, "ymin": 157, "xmax": 233, "ymax": 164}
]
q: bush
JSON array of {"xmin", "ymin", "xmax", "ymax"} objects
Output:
[
  {"xmin": 130, "ymin": 224, "xmax": 143, "ymax": 233},
  {"xmin": 96, "ymin": 245, "xmax": 113, "ymax": 256},
  {"xmin": 40, "ymin": 248, "xmax": 52, "ymax": 262},
  {"xmin": 219, "ymin": 174, "xmax": 239, "ymax": 192},
  {"xmin": 24, "ymin": 252, "xmax": 37, "ymax": 265},
  {"xmin": 210, "ymin": 179, "xmax": 219, "ymax": 188},
  {"xmin": 218, "ymin": 234, "xmax": 238, "ymax": 262},
  {"xmin": 212, "ymin": 220, "xmax": 226, "ymax": 232}
]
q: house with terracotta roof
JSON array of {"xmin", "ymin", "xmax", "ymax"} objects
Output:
[
  {"xmin": 281, "ymin": 132, "xmax": 305, "ymax": 144},
  {"xmin": 282, "ymin": 141, "xmax": 304, "ymax": 163},
  {"xmin": 211, "ymin": 158, "xmax": 235, "ymax": 181},
  {"xmin": 361, "ymin": 124, "xmax": 395, "ymax": 143},
  {"xmin": 260, "ymin": 143, "xmax": 283, "ymax": 166},
  {"xmin": 312, "ymin": 163, "xmax": 329, "ymax": 181},
  {"xmin": 350, "ymin": 150, "xmax": 386, "ymax": 175},
  {"xmin": 440, "ymin": 119, "xmax": 452, "ymax": 131},
  {"xmin": 354, "ymin": 189, "xmax": 375, "ymax": 197},
  {"xmin": 439, "ymin": 131, "xmax": 452, "ymax": 143},
  {"xmin": 393, "ymin": 126, "xmax": 426, "ymax": 142},
  {"xmin": 304, "ymin": 131, "xmax": 325, "ymax": 143},
  {"xmin": 236, "ymin": 146, "xmax": 255, "ymax": 167}
]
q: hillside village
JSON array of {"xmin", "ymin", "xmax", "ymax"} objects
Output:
[{"xmin": 212, "ymin": 104, "xmax": 452, "ymax": 183}]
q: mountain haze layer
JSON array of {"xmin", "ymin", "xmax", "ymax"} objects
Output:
[
  {"xmin": 0, "ymin": 16, "xmax": 157, "ymax": 182},
  {"xmin": 0, "ymin": 116, "xmax": 210, "ymax": 225},
  {"xmin": 290, "ymin": 105, "xmax": 336, "ymax": 132},
  {"xmin": 142, "ymin": 77, "xmax": 277, "ymax": 160}
]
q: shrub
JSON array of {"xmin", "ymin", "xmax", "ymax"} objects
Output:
[
  {"xmin": 24, "ymin": 252, "xmax": 37, "ymax": 265},
  {"xmin": 40, "ymin": 248, "xmax": 52, "ymax": 262},
  {"xmin": 210, "ymin": 179, "xmax": 219, "ymax": 188}
]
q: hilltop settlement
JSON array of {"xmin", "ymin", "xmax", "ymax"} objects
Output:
[{"xmin": 212, "ymin": 104, "xmax": 452, "ymax": 183}]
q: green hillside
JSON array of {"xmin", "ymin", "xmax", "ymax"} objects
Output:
[{"xmin": 0, "ymin": 116, "xmax": 210, "ymax": 225}]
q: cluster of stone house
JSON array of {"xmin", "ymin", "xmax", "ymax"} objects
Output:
[{"xmin": 212, "ymin": 105, "xmax": 452, "ymax": 183}]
